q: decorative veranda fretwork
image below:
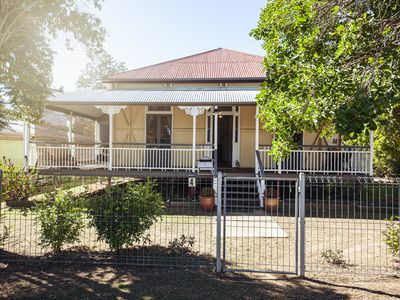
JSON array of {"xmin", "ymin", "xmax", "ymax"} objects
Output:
[
  {"xmin": 178, "ymin": 106, "xmax": 211, "ymax": 116},
  {"xmin": 95, "ymin": 105, "xmax": 127, "ymax": 115}
]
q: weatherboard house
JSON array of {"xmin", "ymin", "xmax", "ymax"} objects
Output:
[{"xmin": 23, "ymin": 48, "xmax": 373, "ymax": 177}]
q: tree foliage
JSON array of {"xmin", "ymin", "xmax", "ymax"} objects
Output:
[
  {"xmin": 0, "ymin": 0, "xmax": 105, "ymax": 127},
  {"xmin": 349, "ymin": 105, "xmax": 400, "ymax": 176},
  {"xmin": 251, "ymin": 0, "xmax": 400, "ymax": 159},
  {"xmin": 76, "ymin": 51, "xmax": 127, "ymax": 89}
]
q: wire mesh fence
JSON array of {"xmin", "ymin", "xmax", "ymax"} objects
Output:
[
  {"xmin": 0, "ymin": 172, "xmax": 399, "ymax": 276},
  {"xmin": 305, "ymin": 176, "xmax": 400, "ymax": 275},
  {"xmin": 0, "ymin": 174, "xmax": 216, "ymax": 267},
  {"xmin": 221, "ymin": 176, "xmax": 299, "ymax": 275}
]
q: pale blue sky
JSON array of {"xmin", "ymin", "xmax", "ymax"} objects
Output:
[{"xmin": 52, "ymin": 0, "xmax": 266, "ymax": 90}]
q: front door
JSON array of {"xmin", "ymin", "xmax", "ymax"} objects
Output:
[
  {"xmin": 218, "ymin": 115, "xmax": 233, "ymax": 167},
  {"xmin": 146, "ymin": 114, "xmax": 172, "ymax": 167}
]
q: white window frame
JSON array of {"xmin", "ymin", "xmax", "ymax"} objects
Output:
[{"xmin": 144, "ymin": 106, "xmax": 174, "ymax": 146}]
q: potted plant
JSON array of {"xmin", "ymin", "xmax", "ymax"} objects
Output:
[
  {"xmin": 264, "ymin": 186, "xmax": 279, "ymax": 212},
  {"xmin": 199, "ymin": 187, "xmax": 215, "ymax": 211}
]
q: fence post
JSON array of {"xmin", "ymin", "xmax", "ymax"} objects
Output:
[
  {"xmin": 369, "ymin": 130, "xmax": 374, "ymax": 176},
  {"xmin": 298, "ymin": 172, "xmax": 305, "ymax": 276},
  {"xmin": 0, "ymin": 169, "xmax": 2, "ymax": 201},
  {"xmin": 216, "ymin": 171, "xmax": 223, "ymax": 273}
]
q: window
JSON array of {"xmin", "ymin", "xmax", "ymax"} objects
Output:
[
  {"xmin": 147, "ymin": 106, "xmax": 171, "ymax": 112},
  {"xmin": 146, "ymin": 115, "xmax": 171, "ymax": 145},
  {"xmin": 218, "ymin": 106, "xmax": 233, "ymax": 112}
]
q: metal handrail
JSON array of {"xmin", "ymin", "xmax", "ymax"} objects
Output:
[{"xmin": 255, "ymin": 150, "xmax": 265, "ymax": 177}]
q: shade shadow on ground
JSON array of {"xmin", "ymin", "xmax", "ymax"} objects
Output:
[{"xmin": 2, "ymin": 249, "xmax": 399, "ymax": 300}]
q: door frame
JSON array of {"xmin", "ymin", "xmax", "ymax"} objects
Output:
[{"xmin": 205, "ymin": 106, "xmax": 240, "ymax": 168}]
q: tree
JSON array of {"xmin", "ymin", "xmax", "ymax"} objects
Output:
[
  {"xmin": 251, "ymin": 0, "xmax": 400, "ymax": 159},
  {"xmin": 0, "ymin": 0, "xmax": 105, "ymax": 128},
  {"xmin": 76, "ymin": 51, "xmax": 127, "ymax": 89}
]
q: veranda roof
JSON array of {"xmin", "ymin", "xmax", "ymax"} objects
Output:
[{"xmin": 47, "ymin": 88, "xmax": 260, "ymax": 119}]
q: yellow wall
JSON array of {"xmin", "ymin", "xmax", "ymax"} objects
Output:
[
  {"xmin": 113, "ymin": 105, "xmax": 206, "ymax": 146},
  {"xmin": 114, "ymin": 106, "xmax": 145, "ymax": 144},
  {"xmin": 239, "ymin": 106, "xmax": 273, "ymax": 168},
  {"xmin": 112, "ymin": 104, "xmax": 334, "ymax": 169},
  {"xmin": 172, "ymin": 107, "xmax": 205, "ymax": 145}
]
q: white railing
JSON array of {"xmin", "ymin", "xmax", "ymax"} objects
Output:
[
  {"xmin": 30, "ymin": 144, "xmax": 108, "ymax": 169},
  {"xmin": 29, "ymin": 144, "xmax": 213, "ymax": 171},
  {"xmin": 259, "ymin": 147, "xmax": 371, "ymax": 175},
  {"xmin": 112, "ymin": 146, "xmax": 213, "ymax": 171}
]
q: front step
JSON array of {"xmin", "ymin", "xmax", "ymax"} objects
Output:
[{"xmin": 222, "ymin": 179, "xmax": 261, "ymax": 209}]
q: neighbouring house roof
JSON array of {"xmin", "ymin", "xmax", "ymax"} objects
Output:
[
  {"xmin": 48, "ymin": 88, "xmax": 260, "ymax": 119},
  {"xmin": 0, "ymin": 122, "xmax": 23, "ymax": 140},
  {"xmin": 104, "ymin": 48, "xmax": 265, "ymax": 83}
]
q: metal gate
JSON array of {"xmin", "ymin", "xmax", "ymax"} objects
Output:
[{"xmin": 215, "ymin": 173, "xmax": 305, "ymax": 275}]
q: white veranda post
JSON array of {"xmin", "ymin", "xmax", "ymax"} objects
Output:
[
  {"xmin": 23, "ymin": 121, "xmax": 30, "ymax": 168},
  {"xmin": 255, "ymin": 105, "xmax": 260, "ymax": 174},
  {"xmin": 178, "ymin": 106, "xmax": 211, "ymax": 172},
  {"xmin": 95, "ymin": 106, "xmax": 127, "ymax": 170},
  {"xmin": 94, "ymin": 120, "xmax": 101, "ymax": 158},
  {"xmin": 67, "ymin": 113, "xmax": 75, "ymax": 158},
  {"xmin": 214, "ymin": 106, "xmax": 218, "ymax": 160}
]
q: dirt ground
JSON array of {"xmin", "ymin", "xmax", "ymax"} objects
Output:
[{"xmin": 0, "ymin": 261, "xmax": 399, "ymax": 300}]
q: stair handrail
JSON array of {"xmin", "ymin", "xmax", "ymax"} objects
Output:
[
  {"xmin": 255, "ymin": 150, "xmax": 266, "ymax": 207},
  {"xmin": 255, "ymin": 150, "xmax": 265, "ymax": 177}
]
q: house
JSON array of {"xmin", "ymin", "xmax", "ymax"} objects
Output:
[
  {"xmin": 0, "ymin": 122, "xmax": 25, "ymax": 167},
  {"xmin": 23, "ymin": 48, "xmax": 373, "ymax": 176}
]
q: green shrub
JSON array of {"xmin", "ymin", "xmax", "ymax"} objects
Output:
[
  {"xmin": 168, "ymin": 235, "xmax": 195, "ymax": 255},
  {"xmin": 383, "ymin": 216, "xmax": 400, "ymax": 257},
  {"xmin": 35, "ymin": 189, "xmax": 86, "ymax": 252},
  {"xmin": 321, "ymin": 249, "xmax": 346, "ymax": 266},
  {"xmin": 88, "ymin": 181, "xmax": 164, "ymax": 251},
  {"xmin": 0, "ymin": 157, "xmax": 38, "ymax": 203}
]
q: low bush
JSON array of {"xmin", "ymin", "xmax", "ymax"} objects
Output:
[
  {"xmin": 168, "ymin": 235, "xmax": 195, "ymax": 255},
  {"xmin": 383, "ymin": 216, "xmax": 400, "ymax": 257},
  {"xmin": 321, "ymin": 249, "xmax": 346, "ymax": 266},
  {"xmin": 87, "ymin": 181, "xmax": 164, "ymax": 251},
  {"xmin": 35, "ymin": 189, "xmax": 86, "ymax": 252},
  {"xmin": 0, "ymin": 157, "xmax": 38, "ymax": 205}
]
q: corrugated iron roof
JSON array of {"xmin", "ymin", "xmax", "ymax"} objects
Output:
[
  {"xmin": 105, "ymin": 48, "xmax": 265, "ymax": 82},
  {"xmin": 49, "ymin": 88, "xmax": 260, "ymax": 105}
]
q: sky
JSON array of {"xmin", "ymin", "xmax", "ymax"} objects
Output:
[{"xmin": 52, "ymin": 0, "xmax": 266, "ymax": 91}]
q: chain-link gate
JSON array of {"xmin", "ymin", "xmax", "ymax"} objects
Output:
[{"xmin": 216, "ymin": 173, "xmax": 305, "ymax": 275}]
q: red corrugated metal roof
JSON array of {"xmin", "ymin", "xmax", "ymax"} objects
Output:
[{"xmin": 105, "ymin": 48, "xmax": 265, "ymax": 82}]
